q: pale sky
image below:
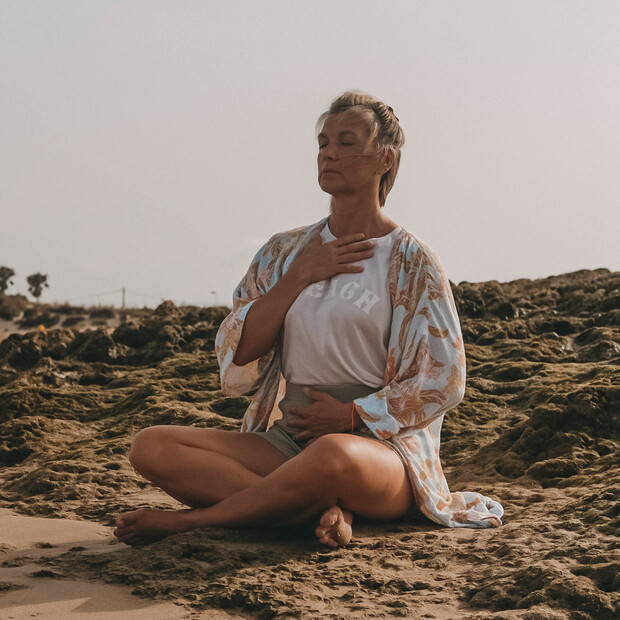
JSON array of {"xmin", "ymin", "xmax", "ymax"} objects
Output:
[{"xmin": 2, "ymin": 1, "xmax": 619, "ymax": 308}]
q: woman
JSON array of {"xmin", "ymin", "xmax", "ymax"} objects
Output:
[{"xmin": 114, "ymin": 91, "xmax": 503, "ymax": 548}]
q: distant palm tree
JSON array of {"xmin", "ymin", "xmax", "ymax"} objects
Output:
[
  {"xmin": 0, "ymin": 266, "xmax": 16, "ymax": 296},
  {"xmin": 27, "ymin": 273, "xmax": 49, "ymax": 304}
]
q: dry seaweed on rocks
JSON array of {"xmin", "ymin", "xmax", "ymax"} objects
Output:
[{"xmin": 1, "ymin": 269, "xmax": 619, "ymax": 618}]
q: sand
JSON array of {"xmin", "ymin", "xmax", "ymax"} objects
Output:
[
  {"xmin": 0, "ymin": 268, "xmax": 618, "ymax": 618},
  {"xmin": 0, "ymin": 507, "xmax": 243, "ymax": 619}
]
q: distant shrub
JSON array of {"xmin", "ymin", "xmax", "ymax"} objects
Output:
[
  {"xmin": 0, "ymin": 295, "xmax": 30, "ymax": 320},
  {"xmin": 62, "ymin": 316, "xmax": 86, "ymax": 328},
  {"xmin": 26, "ymin": 273, "xmax": 49, "ymax": 303},
  {"xmin": 0, "ymin": 266, "xmax": 16, "ymax": 296},
  {"xmin": 18, "ymin": 311, "xmax": 60, "ymax": 329},
  {"xmin": 89, "ymin": 307, "xmax": 115, "ymax": 319},
  {"xmin": 55, "ymin": 304, "xmax": 87, "ymax": 316}
]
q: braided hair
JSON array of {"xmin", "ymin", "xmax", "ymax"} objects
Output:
[{"xmin": 316, "ymin": 90, "xmax": 405, "ymax": 206}]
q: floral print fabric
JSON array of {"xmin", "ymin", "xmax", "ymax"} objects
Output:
[{"xmin": 215, "ymin": 217, "xmax": 504, "ymax": 528}]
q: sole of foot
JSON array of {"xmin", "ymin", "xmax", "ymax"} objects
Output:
[{"xmin": 315, "ymin": 505, "xmax": 353, "ymax": 547}]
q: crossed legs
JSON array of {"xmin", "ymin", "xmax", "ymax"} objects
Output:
[{"xmin": 114, "ymin": 425, "xmax": 413, "ymax": 547}]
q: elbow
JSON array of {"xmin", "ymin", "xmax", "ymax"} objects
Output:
[
  {"xmin": 220, "ymin": 383, "xmax": 241, "ymax": 397},
  {"xmin": 233, "ymin": 346, "xmax": 268, "ymax": 367},
  {"xmin": 232, "ymin": 351, "xmax": 260, "ymax": 367},
  {"xmin": 451, "ymin": 383, "xmax": 466, "ymax": 410},
  {"xmin": 220, "ymin": 374, "xmax": 250, "ymax": 397},
  {"xmin": 232, "ymin": 340, "xmax": 255, "ymax": 367},
  {"xmin": 232, "ymin": 352, "xmax": 248, "ymax": 367},
  {"xmin": 219, "ymin": 358, "xmax": 258, "ymax": 397}
]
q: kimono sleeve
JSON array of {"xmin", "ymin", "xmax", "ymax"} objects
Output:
[
  {"xmin": 354, "ymin": 242, "xmax": 467, "ymax": 439},
  {"xmin": 214, "ymin": 239, "xmax": 279, "ymax": 397}
]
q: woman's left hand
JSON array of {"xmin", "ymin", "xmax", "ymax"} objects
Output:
[{"xmin": 287, "ymin": 387, "xmax": 352, "ymax": 443}]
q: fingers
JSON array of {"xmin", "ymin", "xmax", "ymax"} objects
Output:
[
  {"xmin": 287, "ymin": 419, "xmax": 305, "ymax": 431},
  {"xmin": 296, "ymin": 232, "xmax": 374, "ymax": 283},
  {"xmin": 288, "ymin": 406, "xmax": 311, "ymax": 417},
  {"xmin": 334, "ymin": 239, "xmax": 375, "ymax": 254},
  {"xmin": 334, "ymin": 240, "xmax": 375, "ymax": 266},
  {"xmin": 334, "ymin": 241, "xmax": 375, "ymax": 260},
  {"xmin": 334, "ymin": 263, "xmax": 365, "ymax": 275},
  {"xmin": 286, "ymin": 415, "xmax": 306, "ymax": 431},
  {"xmin": 333, "ymin": 233, "xmax": 366, "ymax": 246},
  {"xmin": 287, "ymin": 406, "xmax": 312, "ymax": 431}
]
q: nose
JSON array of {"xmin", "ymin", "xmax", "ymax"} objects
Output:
[{"xmin": 319, "ymin": 142, "xmax": 337, "ymax": 161}]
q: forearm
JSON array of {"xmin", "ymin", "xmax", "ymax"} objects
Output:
[{"xmin": 233, "ymin": 267, "xmax": 308, "ymax": 366}]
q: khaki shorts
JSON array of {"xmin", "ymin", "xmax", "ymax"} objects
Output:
[{"xmin": 254, "ymin": 382, "xmax": 389, "ymax": 459}]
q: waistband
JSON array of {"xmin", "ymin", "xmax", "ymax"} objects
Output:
[{"xmin": 283, "ymin": 382, "xmax": 380, "ymax": 403}]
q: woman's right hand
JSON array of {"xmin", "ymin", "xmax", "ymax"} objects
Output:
[
  {"xmin": 289, "ymin": 233, "xmax": 375, "ymax": 286},
  {"xmin": 232, "ymin": 233, "xmax": 373, "ymax": 366}
]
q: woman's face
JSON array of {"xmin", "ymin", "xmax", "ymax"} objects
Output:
[{"xmin": 317, "ymin": 111, "xmax": 386, "ymax": 200}]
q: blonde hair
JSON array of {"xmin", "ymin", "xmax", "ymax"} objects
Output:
[{"xmin": 316, "ymin": 90, "xmax": 405, "ymax": 206}]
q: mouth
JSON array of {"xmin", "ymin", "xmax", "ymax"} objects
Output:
[{"xmin": 321, "ymin": 169, "xmax": 338, "ymax": 174}]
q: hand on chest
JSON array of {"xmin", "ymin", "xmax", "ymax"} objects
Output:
[{"xmin": 286, "ymin": 223, "xmax": 395, "ymax": 329}]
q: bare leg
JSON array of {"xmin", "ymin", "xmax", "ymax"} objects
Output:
[
  {"xmin": 128, "ymin": 426, "xmax": 288, "ymax": 507},
  {"xmin": 125, "ymin": 425, "xmax": 348, "ymax": 546},
  {"xmin": 115, "ymin": 433, "xmax": 413, "ymax": 546}
]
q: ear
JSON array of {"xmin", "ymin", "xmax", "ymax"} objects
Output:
[{"xmin": 381, "ymin": 149, "xmax": 395, "ymax": 175}]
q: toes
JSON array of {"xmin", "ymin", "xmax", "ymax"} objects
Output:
[
  {"xmin": 316, "ymin": 506, "xmax": 353, "ymax": 548},
  {"xmin": 118, "ymin": 532, "xmax": 142, "ymax": 546},
  {"xmin": 115, "ymin": 523, "xmax": 136, "ymax": 536},
  {"xmin": 114, "ymin": 524, "xmax": 138, "ymax": 544},
  {"xmin": 115, "ymin": 513, "xmax": 132, "ymax": 528},
  {"xmin": 319, "ymin": 506, "xmax": 340, "ymax": 528}
]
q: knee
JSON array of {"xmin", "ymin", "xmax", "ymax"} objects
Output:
[
  {"xmin": 128, "ymin": 426, "xmax": 170, "ymax": 478},
  {"xmin": 303, "ymin": 434, "xmax": 361, "ymax": 484}
]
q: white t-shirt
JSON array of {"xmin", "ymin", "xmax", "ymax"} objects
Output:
[{"xmin": 281, "ymin": 222, "xmax": 401, "ymax": 387}]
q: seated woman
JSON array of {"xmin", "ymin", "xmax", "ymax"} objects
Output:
[{"xmin": 114, "ymin": 91, "xmax": 504, "ymax": 548}]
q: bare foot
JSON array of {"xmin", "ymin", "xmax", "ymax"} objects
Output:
[
  {"xmin": 315, "ymin": 505, "xmax": 353, "ymax": 547},
  {"xmin": 113, "ymin": 508, "xmax": 192, "ymax": 546}
]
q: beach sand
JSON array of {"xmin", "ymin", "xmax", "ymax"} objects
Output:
[
  {"xmin": 0, "ymin": 269, "xmax": 618, "ymax": 618},
  {"xmin": 0, "ymin": 506, "xmax": 245, "ymax": 619}
]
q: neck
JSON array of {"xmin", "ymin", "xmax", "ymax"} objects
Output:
[{"xmin": 328, "ymin": 195, "xmax": 396, "ymax": 238}]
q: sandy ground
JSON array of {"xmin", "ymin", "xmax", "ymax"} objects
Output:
[
  {"xmin": 0, "ymin": 271, "xmax": 618, "ymax": 618},
  {"xmin": 0, "ymin": 507, "xmax": 245, "ymax": 620}
]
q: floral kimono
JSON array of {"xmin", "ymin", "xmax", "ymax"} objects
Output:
[{"xmin": 215, "ymin": 217, "xmax": 504, "ymax": 528}]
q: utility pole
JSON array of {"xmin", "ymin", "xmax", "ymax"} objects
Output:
[
  {"xmin": 121, "ymin": 287, "xmax": 125, "ymax": 309},
  {"xmin": 211, "ymin": 290, "xmax": 218, "ymax": 306}
]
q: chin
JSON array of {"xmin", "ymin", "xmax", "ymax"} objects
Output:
[{"xmin": 318, "ymin": 180, "xmax": 342, "ymax": 195}]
